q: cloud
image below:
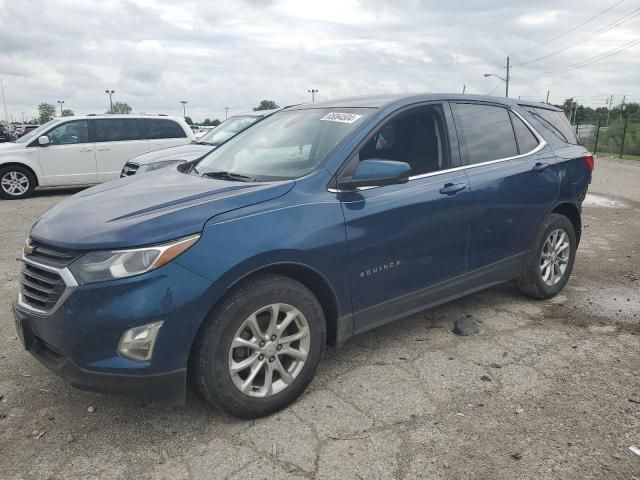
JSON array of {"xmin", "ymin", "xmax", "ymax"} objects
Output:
[{"xmin": 0, "ymin": 0, "xmax": 637, "ymax": 122}]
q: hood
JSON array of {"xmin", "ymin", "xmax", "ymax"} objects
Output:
[
  {"xmin": 30, "ymin": 168, "xmax": 294, "ymax": 250},
  {"xmin": 129, "ymin": 143, "xmax": 214, "ymax": 165},
  {"xmin": 0, "ymin": 142, "xmax": 22, "ymax": 152}
]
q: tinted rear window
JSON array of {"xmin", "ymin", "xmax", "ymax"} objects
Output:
[
  {"xmin": 523, "ymin": 106, "xmax": 577, "ymax": 144},
  {"xmin": 454, "ymin": 103, "xmax": 518, "ymax": 164},
  {"xmin": 93, "ymin": 118, "xmax": 142, "ymax": 142},
  {"xmin": 510, "ymin": 112, "xmax": 539, "ymax": 154},
  {"xmin": 142, "ymin": 119, "xmax": 187, "ymax": 139}
]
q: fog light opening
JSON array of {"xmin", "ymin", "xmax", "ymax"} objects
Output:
[{"xmin": 117, "ymin": 321, "xmax": 164, "ymax": 362}]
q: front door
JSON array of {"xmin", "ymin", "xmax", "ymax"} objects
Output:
[
  {"xmin": 36, "ymin": 120, "xmax": 97, "ymax": 185},
  {"xmin": 337, "ymin": 104, "xmax": 471, "ymax": 333}
]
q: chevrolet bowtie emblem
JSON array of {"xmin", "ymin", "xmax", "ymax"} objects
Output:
[{"xmin": 23, "ymin": 240, "xmax": 35, "ymax": 256}]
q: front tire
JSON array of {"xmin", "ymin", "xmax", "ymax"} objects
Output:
[
  {"xmin": 193, "ymin": 274, "xmax": 326, "ymax": 418},
  {"xmin": 517, "ymin": 213, "xmax": 577, "ymax": 299},
  {"xmin": 0, "ymin": 165, "xmax": 36, "ymax": 200}
]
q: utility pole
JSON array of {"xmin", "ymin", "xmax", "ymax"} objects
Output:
[
  {"xmin": 225, "ymin": 107, "xmax": 229, "ymax": 120},
  {"xmin": 180, "ymin": 100, "xmax": 188, "ymax": 118},
  {"xmin": 619, "ymin": 95, "xmax": 626, "ymax": 121},
  {"xmin": 606, "ymin": 95, "xmax": 613, "ymax": 125},
  {"xmin": 57, "ymin": 100, "xmax": 64, "ymax": 116},
  {"xmin": 308, "ymin": 89, "xmax": 319, "ymax": 102},
  {"xmin": 546, "ymin": 90, "xmax": 550, "ymax": 104},
  {"xmin": 505, "ymin": 56, "xmax": 510, "ymax": 98},
  {"xmin": 0, "ymin": 78, "xmax": 8, "ymax": 124},
  {"xmin": 462, "ymin": 85, "xmax": 466, "ymax": 94},
  {"xmin": 105, "ymin": 90, "xmax": 115, "ymax": 114}
]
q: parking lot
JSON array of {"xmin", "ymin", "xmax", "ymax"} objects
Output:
[{"xmin": 0, "ymin": 156, "xmax": 638, "ymax": 480}]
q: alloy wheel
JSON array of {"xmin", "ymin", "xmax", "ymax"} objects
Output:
[
  {"xmin": 228, "ymin": 303, "xmax": 310, "ymax": 398},
  {"xmin": 1, "ymin": 170, "xmax": 30, "ymax": 196},
  {"xmin": 540, "ymin": 228, "xmax": 570, "ymax": 286}
]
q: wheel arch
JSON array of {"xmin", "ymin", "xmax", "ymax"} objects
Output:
[
  {"xmin": 231, "ymin": 262, "xmax": 342, "ymax": 346},
  {"xmin": 0, "ymin": 161, "xmax": 40, "ymax": 188},
  {"xmin": 550, "ymin": 202, "xmax": 581, "ymax": 245}
]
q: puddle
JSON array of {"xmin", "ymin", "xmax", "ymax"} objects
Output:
[{"xmin": 583, "ymin": 194, "xmax": 625, "ymax": 208}]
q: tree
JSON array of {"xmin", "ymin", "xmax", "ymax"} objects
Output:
[
  {"xmin": 202, "ymin": 118, "xmax": 221, "ymax": 126},
  {"xmin": 253, "ymin": 100, "xmax": 279, "ymax": 111},
  {"xmin": 184, "ymin": 116, "xmax": 193, "ymax": 125},
  {"xmin": 61, "ymin": 109, "xmax": 75, "ymax": 117},
  {"xmin": 38, "ymin": 103, "xmax": 56, "ymax": 124},
  {"xmin": 109, "ymin": 102, "xmax": 132, "ymax": 114}
]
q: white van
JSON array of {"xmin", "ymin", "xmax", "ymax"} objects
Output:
[{"xmin": 0, "ymin": 115, "xmax": 194, "ymax": 199}]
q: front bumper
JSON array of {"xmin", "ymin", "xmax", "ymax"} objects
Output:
[{"xmin": 13, "ymin": 260, "xmax": 217, "ymax": 404}]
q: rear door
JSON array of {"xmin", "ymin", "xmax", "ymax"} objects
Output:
[
  {"xmin": 92, "ymin": 118, "xmax": 150, "ymax": 182},
  {"xmin": 36, "ymin": 120, "xmax": 97, "ymax": 185},
  {"xmin": 452, "ymin": 102, "xmax": 559, "ymax": 273},
  {"xmin": 142, "ymin": 118, "xmax": 189, "ymax": 152}
]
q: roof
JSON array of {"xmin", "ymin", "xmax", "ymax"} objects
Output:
[
  {"xmin": 288, "ymin": 93, "xmax": 561, "ymax": 111},
  {"xmin": 52, "ymin": 114, "xmax": 187, "ymax": 121}
]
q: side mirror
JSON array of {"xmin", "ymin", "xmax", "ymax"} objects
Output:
[
  {"xmin": 338, "ymin": 159, "xmax": 411, "ymax": 190},
  {"xmin": 38, "ymin": 135, "xmax": 50, "ymax": 146}
]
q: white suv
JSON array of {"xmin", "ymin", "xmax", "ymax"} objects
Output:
[{"xmin": 0, "ymin": 115, "xmax": 194, "ymax": 199}]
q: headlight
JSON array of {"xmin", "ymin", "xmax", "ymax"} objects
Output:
[
  {"xmin": 138, "ymin": 160, "xmax": 186, "ymax": 173},
  {"xmin": 69, "ymin": 235, "xmax": 200, "ymax": 284}
]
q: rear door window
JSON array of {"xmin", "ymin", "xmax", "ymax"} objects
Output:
[
  {"xmin": 454, "ymin": 103, "xmax": 518, "ymax": 164},
  {"xmin": 523, "ymin": 106, "xmax": 577, "ymax": 144},
  {"xmin": 93, "ymin": 118, "xmax": 142, "ymax": 142},
  {"xmin": 510, "ymin": 112, "xmax": 539, "ymax": 154},
  {"xmin": 141, "ymin": 119, "xmax": 187, "ymax": 139}
]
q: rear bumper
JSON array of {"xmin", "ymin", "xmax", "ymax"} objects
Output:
[{"xmin": 13, "ymin": 302, "xmax": 187, "ymax": 404}]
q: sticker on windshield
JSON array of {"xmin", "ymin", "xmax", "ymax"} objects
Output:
[{"xmin": 320, "ymin": 112, "xmax": 363, "ymax": 124}]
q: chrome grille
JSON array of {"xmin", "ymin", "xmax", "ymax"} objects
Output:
[
  {"xmin": 20, "ymin": 263, "xmax": 66, "ymax": 312},
  {"xmin": 120, "ymin": 162, "xmax": 140, "ymax": 177},
  {"xmin": 19, "ymin": 240, "xmax": 81, "ymax": 315}
]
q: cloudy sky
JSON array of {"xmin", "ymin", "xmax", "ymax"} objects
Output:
[{"xmin": 0, "ymin": 0, "xmax": 638, "ymax": 122}]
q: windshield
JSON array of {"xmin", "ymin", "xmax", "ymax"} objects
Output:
[
  {"xmin": 194, "ymin": 108, "xmax": 374, "ymax": 181},
  {"xmin": 197, "ymin": 115, "xmax": 262, "ymax": 145},
  {"xmin": 14, "ymin": 119, "xmax": 59, "ymax": 144}
]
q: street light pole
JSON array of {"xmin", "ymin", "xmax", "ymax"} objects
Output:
[
  {"xmin": 57, "ymin": 100, "xmax": 64, "ymax": 116},
  {"xmin": 308, "ymin": 89, "xmax": 318, "ymax": 102},
  {"xmin": 0, "ymin": 78, "xmax": 8, "ymax": 124},
  {"xmin": 105, "ymin": 90, "xmax": 115, "ymax": 113},
  {"xmin": 483, "ymin": 56, "xmax": 510, "ymax": 98},
  {"xmin": 180, "ymin": 100, "xmax": 188, "ymax": 118}
]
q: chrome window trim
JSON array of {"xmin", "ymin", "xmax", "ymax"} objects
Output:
[
  {"xmin": 328, "ymin": 107, "xmax": 547, "ymax": 193},
  {"xmin": 17, "ymin": 256, "xmax": 78, "ymax": 317}
]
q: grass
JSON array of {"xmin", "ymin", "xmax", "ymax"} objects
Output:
[{"xmin": 595, "ymin": 151, "xmax": 640, "ymax": 161}]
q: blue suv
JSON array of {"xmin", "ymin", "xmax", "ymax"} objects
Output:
[{"xmin": 13, "ymin": 94, "xmax": 593, "ymax": 418}]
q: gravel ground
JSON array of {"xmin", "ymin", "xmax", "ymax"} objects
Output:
[{"xmin": 0, "ymin": 157, "xmax": 638, "ymax": 480}]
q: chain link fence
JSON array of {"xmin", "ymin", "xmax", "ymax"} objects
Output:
[{"xmin": 575, "ymin": 115, "xmax": 640, "ymax": 160}]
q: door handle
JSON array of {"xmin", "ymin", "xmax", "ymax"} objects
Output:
[
  {"xmin": 97, "ymin": 147, "xmax": 111, "ymax": 151},
  {"xmin": 533, "ymin": 162, "xmax": 551, "ymax": 172},
  {"xmin": 439, "ymin": 183, "xmax": 467, "ymax": 196}
]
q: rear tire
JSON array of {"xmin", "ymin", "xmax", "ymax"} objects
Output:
[
  {"xmin": 193, "ymin": 273, "xmax": 325, "ymax": 418},
  {"xmin": 517, "ymin": 213, "xmax": 577, "ymax": 299},
  {"xmin": 0, "ymin": 165, "xmax": 36, "ymax": 200}
]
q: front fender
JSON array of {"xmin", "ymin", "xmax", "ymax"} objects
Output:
[
  {"xmin": 0, "ymin": 153, "xmax": 44, "ymax": 185},
  {"xmin": 174, "ymin": 192, "xmax": 352, "ymax": 333}
]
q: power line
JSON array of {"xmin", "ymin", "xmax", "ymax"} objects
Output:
[
  {"xmin": 512, "ymin": 6, "xmax": 640, "ymax": 67},
  {"xmin": 509, "ymin": 0, "xmax": 626, "ymax": 56},
  {"xmin": 525, "ymin": 37, "xmax": 640, "ymax": 78}
]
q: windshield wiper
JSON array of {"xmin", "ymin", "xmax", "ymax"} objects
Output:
[
  {"xmin": 196, "ymin": 141, "xmax": 217, "ymax": 146},
  {"xmin": 201, "ymin": 171, "xmax": 256, "ymax": 182}
]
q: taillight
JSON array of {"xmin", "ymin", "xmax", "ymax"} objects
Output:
[{"xmin": 583, "ymin": 153, "xmax": 594, "ymax": 172}]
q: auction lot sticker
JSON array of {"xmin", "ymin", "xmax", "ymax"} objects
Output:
[{"xmin": 320, "ymin": 112, "xmax": 363, "ymax": 124}]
